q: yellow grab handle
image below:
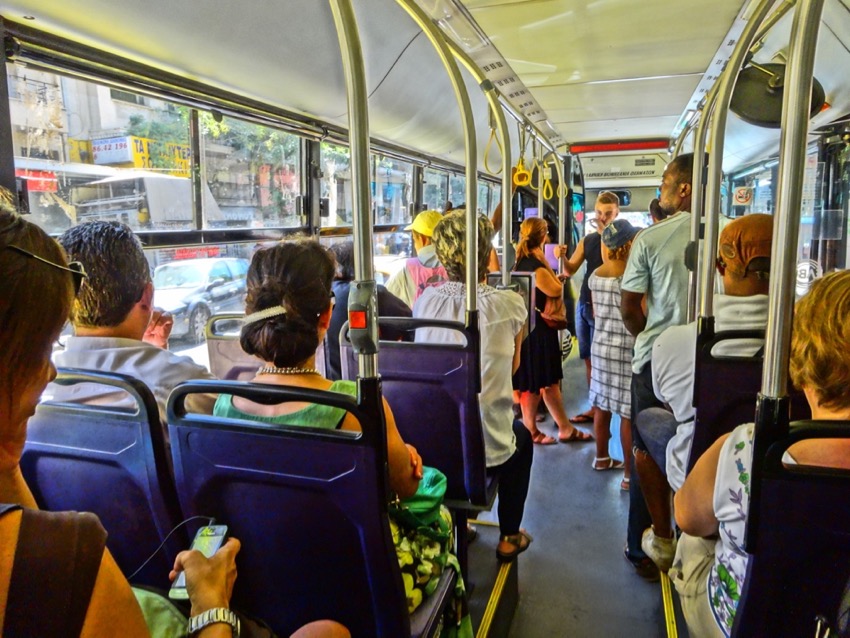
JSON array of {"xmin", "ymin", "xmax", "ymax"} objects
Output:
[
  {"xmin": 529, "ymin": 158, "xmax": 543, "ymax": 191},
  {"xmin": 513, "ymin": 158, "xmax": 531, "ymax": 186},
  {"xmin": 484, "ymin": 128, "xmax": 503, "ymax": 175},
  {"xmin": 543, "ymin": 177, "xmax": 554, "ymax": 200}
]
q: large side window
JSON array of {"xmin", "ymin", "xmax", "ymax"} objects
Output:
[
  {"xmin": 9, "ymin": 64, "xmax": 193, "ymax": 234},
  {"xmin": 320, "ymin": 143, "xmax": 352, "ymax": 227},
  {"xmin": 201, "ymin": 115, "xmax": 302, "ymax": 229},
  {"xmin": 422, "ymin": 168, "xmax": 449, "ymax": 212}
]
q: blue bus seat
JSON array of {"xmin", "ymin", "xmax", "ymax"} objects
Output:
[
  {"xmin": 340, "ymin": 318, "xmax": 497, "ymax": 511},
  {"xmin": 732, "ymin": 420, "xmax": 850, "ymax": 637},
  {"xmin": 167, "ymin": 380, "xmax": 455, "ymax": 638},
  {"xmin": 687, "ymin": 330, "xmax": 809, "ymax": 474},
  {"xmin": 21, "ymin": 368, "xmax": 186, "ymax": 589},
  {"xmin": 206, "ymin": 312, "xmax": 326, "ymax": 380}
]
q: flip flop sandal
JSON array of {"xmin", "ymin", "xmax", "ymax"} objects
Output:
[
  {"xmin": 496, "ymin": 529, "xmax": 533, "ymax": 562},
  {"xmin": 592, "ymin": 456, "xmax": 625, "ymax": 471},
  {"xmin": 532, "ymin": 431, "xmax": 557, "ymax": 445},
  {"xmin": 569, "ymin": 412, "xmax": 594, "ymax": 424},
  {"xmin": 559, "ymin": 428, "xmax": 594, "ymax": 443},
  {"xmin": 620, "ymin": 478, "xmax": 631, "ymax": 491}
]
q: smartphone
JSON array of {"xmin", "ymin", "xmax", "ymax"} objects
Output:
[{"xmin": 168, "ymin": 525, "xmax": 229, "ymax": 600}]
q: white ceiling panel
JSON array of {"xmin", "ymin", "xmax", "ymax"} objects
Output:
[{"xmin": 555, "ymin": 116, "xmax": 681, "ymax": 143}]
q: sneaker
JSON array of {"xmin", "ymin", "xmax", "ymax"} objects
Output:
[
  {"xmin": 641, "ymin": 527, "xmax": 677, "ymax": 573},
  {"xmin": 623, "ymin": 545, "xmax": 660, "ymax": 582}
]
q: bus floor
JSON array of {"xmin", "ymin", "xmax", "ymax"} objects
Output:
[{"xmin": 469, "ymin": 352, "xmax": 665, "ymax": 637}]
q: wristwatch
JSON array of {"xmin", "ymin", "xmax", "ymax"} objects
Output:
[{"xmin": 188, "ymin": 608, "xmax": 241, "ymax": 637}]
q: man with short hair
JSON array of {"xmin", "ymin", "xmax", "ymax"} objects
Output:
[
  {"xmin": 386, "ymin": 210, "xmax": 448, "ymax": 307},
  {"xmin": 558, "ymin": 190, "xmax": 620, "ymax": 424},
  {"xmin": 50, "ymin": 221, "xmax": 215, "ymax": 424},
  {"xmin": 635, "ymin": 213, "xmax": 772, "ymax": 572},
  {"xmin": 619, "ymin": 153, "xmax": 696, "ymax": 579}
]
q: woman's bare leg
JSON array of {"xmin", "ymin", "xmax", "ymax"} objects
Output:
[
  {"xmin": 593, "ymin": 408, "xmax": 612, "ymax": 463},
  {"xmin": 620, "ymin": 416, "xmax": 632, "ymax": 482}
]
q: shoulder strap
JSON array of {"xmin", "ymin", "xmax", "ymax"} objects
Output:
[
  {"xmin": 5, "ymin": 509, "xmax": 107, "ymax": 638},
  {"xmin": 0, "ymin": 503, "xmax": 21, "ymax": 517}
]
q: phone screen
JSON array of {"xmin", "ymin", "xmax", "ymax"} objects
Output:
[{"xmin": 169, "ymin": 525, "xmax": 228, "ymax": 599}]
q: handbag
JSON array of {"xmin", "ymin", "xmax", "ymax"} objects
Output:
[
  {"xmin": 389, "ymin": 465, "xmax": 451, "ymax": 543},
  {"xmin": 539, "ymin": 293, "xmax": 568, "ymax": 330}
]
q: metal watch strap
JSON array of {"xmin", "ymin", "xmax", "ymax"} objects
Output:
[{"xmin": 188, "ymin": 608, "xmax": 240, "ymax": 637}]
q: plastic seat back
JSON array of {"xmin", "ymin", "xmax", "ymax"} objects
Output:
[
  {"xmin": 340, "ymin": 318, "xmax": 494, "ymax": 508},
  {"xmin": 487, "ymin": 271, "xmax": 536, "ymax": 332},
  {"xmin": 206, "ymin": 313, "xmax": 326, "ymax": 380},
  {"xmin": 732, "ymin": 420, "xmax": 850, "ymax": 637},
  {"xmin": 167, "ymin": 380, "xmax": 416, "ymax": 637},
  {"xmin": 21, "ymin": 368, "xmax": 185, "ymax": 589},
  {"xmin": 688, "ymin": 330, "xmax": 809, "ymax": 473}
]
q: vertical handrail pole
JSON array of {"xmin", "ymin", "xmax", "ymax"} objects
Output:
[
  {"xmin": 762, "ymin": 0, "xmax": 825, "ymax": 399},
  {"xmin": 328, "ymin": 0, "xmax": 378, "ymax": 379},
  {"xmin": 478, "ymin": 81, "xmax": 513, "ymax": 287},
  {"xmin": 536, "ymin": 139, "xmax": 544, "ymax": 216},
  {"xmin": 672, "ymin": 116, "xmax": 695, "ymax": 159},
  {"xmin": 699, "ymin": 0, "xmax": 777, "ymax": 322},
  {"xmin": 397, "ymin": 0, "xmax": 478, "ymax": 316},
  {"xmin": 687, "ymin": 88, "xmax": 717, "ymax": 322}
]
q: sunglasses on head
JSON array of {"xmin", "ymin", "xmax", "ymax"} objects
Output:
[{"xmin": 6, "ymin": 244, "xmax": 88, "ymax": 295}]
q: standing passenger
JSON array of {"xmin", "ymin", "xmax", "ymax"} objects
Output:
[
  {"xmin": 513, "ymin": 217, "xmax": 593, "ymax": 444},
  {"xmin": 386, "ymin": 210, "xmax": 447, "ymax": 307},
  {"xmin": 558, "ymin": 191, "xmax": 620, "ymax": 425},
  {"xmin": 619, "ymin": 153, "xmax": 696, "ymax": 579},
  {"xmin": 587, "ymin": 219, "xmax": 639, "ymax": 488},
  {"xmin": 414, "ymin": 211, "xmax": 535, "ymax": 561}
]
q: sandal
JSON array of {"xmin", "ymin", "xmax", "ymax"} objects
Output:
[
  {"xmin": 532, "ymin": 430, "xmax": 557, "ymax": 445},
  {"xmin": 620, "ymin": 478, "xmax": 631, "ymax": 491},
  {"xmin": 559, "ymin": 428, "xmax": 594, "ymax": 443},
  {"xmin": 592, "ymin": 456, "xmax": 625, "ymax": 471},
  {"xmin": 568, "ymin": 411, "xmax": 594, "ymax": 424},
  {"xmin": 496, "ymin": 529, "xmax": 533, "ymax": 562}
]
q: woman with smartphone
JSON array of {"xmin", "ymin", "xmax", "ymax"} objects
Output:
[
  {"xmin": 215, "ymin": 240, "xmax": 471, "ymax": 634},
  {"xmin": 0, "ymin": 204, "xmax": 348, "ymax": 638}
]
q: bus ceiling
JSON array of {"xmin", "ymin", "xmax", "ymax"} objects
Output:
[{"xmin": 3, "ymin": 1, "xmax": 850, "ymax": 175}]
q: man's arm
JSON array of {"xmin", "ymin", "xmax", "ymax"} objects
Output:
[
  {"xmin": 559, "ymin": 237, "xmax": 585, "ymax": 276},
  {"xmin": 620, "ymin": 290, "xmax": 646, "ymax": 336}
]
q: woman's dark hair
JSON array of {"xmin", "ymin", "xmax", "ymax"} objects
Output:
[
  {"xmin": 328, "ymin": 240, "xmax": 355, "ymax": 282},
  {"xmin": 0, "ymin": 206, "xmax": 74, "ymax": 414},
  {"xmin": 240, "ymin": 240, "xmax": 335, "ymax": 367}
]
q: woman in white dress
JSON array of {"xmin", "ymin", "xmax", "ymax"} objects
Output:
[{"xmin": 587, "ymin": 219, "xmax": 639, "ymax": 489}]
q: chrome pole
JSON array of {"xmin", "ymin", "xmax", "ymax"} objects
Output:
[
  {"xmin": 672, "ymin": 115, "xmax": 695, "ymax": 159},
  {"xmin": 328, "ymin": 0, "xmax": 377, "ymax": 378},
  {"xmin": 398, "ymin": 0, "xmax": 478, "ymax": 312},
  {"xmin": 687, "ymin": 90, "xmax": 715, "ymax": 322},
  {"xmin": 762, "ymin": 0, "xmax": 826, "ymax": 398},
  {"xmin": 479, "ymin": 81, "xmax": 513, "ymax": 287},
  {"xmin": 699, "ymin": 0, "xmax": 777, "ymax": 320}
]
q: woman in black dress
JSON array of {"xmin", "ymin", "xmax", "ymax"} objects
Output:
[{"xmin": 512, "ymin": 217, "xmax": 593, "ymax": 445}]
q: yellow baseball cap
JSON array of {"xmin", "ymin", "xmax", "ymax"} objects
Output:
[{"xmin": 404, "ymin": 210, "xmax": 443, "ymax": 237}]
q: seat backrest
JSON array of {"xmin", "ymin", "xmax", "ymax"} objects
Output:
[
  {"xmin": 21, "ymin": 369, "xmax": 185, "ymax": 589},
  {"xmin": 206, "ymin": 313, "xmax": 326, "ymax": 380},
  {"xmin": 167, "ymin": 380, "xmax": 410, "ymax": 638},
  {"xmin": 688, "ymin": 330, "xmax": 809, "ymax": 473},
  {"xmin": 487, "ymin": 271, "xmax": 536, "ymax": 332},
  {"xmin": 341, "ymin": 318, "xmax": 493, "ymax": 508},
  {"xmin": 732, "ymin": 420, "xmax": 850, "ymax": 637}
]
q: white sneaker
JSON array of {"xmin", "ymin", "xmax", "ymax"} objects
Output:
[{"xmin": 641, "ymin": 527, "xmax": 677, "ymax": 573}]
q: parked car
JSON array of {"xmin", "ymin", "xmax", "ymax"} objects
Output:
[{"xmin": 153, "ymin": 257, "xmax": 249, "ymax": 343}]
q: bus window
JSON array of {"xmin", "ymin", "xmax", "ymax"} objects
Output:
[
  {"xmin": 9, "ymin": 64, "xmax": 192, "ymax": 234},
  {"xmin": 320, "ymin": 143, "xmax": 352, "ymax": 227},
  {"xmin": 201, "ymin": 115, "xmax": 302, "ymax": 229},
  {"xmin": 423, "ymin": 168, "xmax": 449, "ymax": 212},
  {"xmin": 373, "ymin": 155, "xmax": 413, "ymax": 226}
]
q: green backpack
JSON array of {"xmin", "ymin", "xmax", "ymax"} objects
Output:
[{"xmin": 389, "ymin": 465, "xmax": 451, "ymax": 543}]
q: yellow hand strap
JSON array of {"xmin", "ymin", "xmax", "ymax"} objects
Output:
[{"xmin": 484, "ymin": 127, "xmax": 503, "ymax": 175}]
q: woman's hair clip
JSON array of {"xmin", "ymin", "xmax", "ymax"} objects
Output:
[{"xmin": 243, "ymin": 305, "xmax": 287, "ymax": 326}]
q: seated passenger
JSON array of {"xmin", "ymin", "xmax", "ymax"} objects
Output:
[
  {"xmin": 672, "ymin": 269, "xmax": 850, "ymax": 636},
  {"xmin": 213, "ymin": 241, "xmax": 471, "ymax": 631},
  {"xmin": 0, "ymin": 206, "xmax": 349, "ymax": 638},
  {"xmin": 413, "ymin": 210, "xmax": 535, "ymax": 561},
  {"xmin": 635, "ymin": 214, "xmax": 772, "ymax": 572},
  {"xmin": 385, "ymin": 210, "xmax": 448, "ymax": 307},
  {"xmin": 326, "ymin": 240, "xmax": 411, "ymax": 381},
  {"xmin": 49, "ymin": 221, "xmax": 215, "ymax": 423}
]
